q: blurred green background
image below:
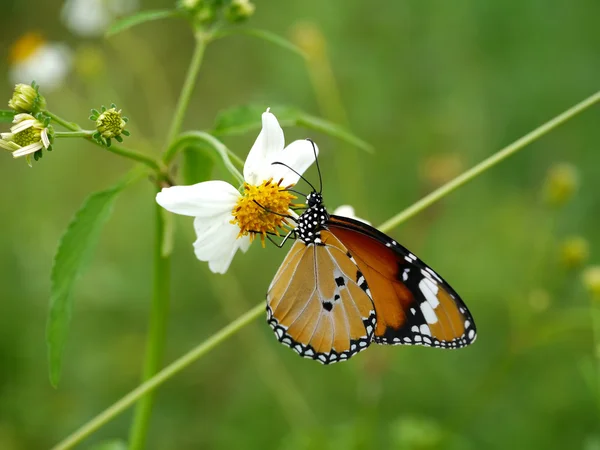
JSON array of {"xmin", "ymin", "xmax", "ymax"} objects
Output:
[{"xmin": 1, "ymin": 0, "xmax": 600, "ymax": 449}]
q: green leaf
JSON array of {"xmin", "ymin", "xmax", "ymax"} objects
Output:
[
  {"xmin": 46, "ymin": 173, "xmax": 140, "ymax": 387},
  {"xmin": 106, "ymin": 9, "xmax": 180, "ymax": 37},
  {"xmin": 213, "ymin": 28, "xmax": 307, "ymax": 59},
  {"xmin": 0, "ymin": 110, "xmax": 15, "ymax": 123},
  {"xmin": 212, "ymin": 104, "xmax": 374, "ymax": 153}
]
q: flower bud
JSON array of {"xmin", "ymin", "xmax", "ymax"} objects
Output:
[
  {"xmin": 226, "ymin": 0, "xmax": 255, "ymax": 23},
  {"xmin": 543, "ymin": 162, "xmax": 579, "ymax": 207},
  {"xmin": 8, "ymin": 82, "xmax": 46, "ymax": 113},
  {"xmin": 90, "ymin": 104, "xmax": 129, "ymax": 147}
]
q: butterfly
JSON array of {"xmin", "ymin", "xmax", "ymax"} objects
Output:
[{"xmin": 265, "ymin": 142, "xmax": 477, "ymax": 364}]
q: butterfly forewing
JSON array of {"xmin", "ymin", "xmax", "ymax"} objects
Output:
[
  {"xmin": 267, "ymin": 236, "xmax": 376, "ymax": 364},
  {"xmin": 327, "ymin": 215, "xmax": 477, "ymax": 349}
]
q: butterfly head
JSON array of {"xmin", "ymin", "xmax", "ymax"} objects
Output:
[
  {"xmin": 306, "ymin": 192, "xmax": 323, "ymax": 208},
  {"xmin": 297, "ymin": 192, "xmax": 329, "ymax": 245}
]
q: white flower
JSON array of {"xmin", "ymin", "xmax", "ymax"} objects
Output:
[
  {"xmin": 62, "ymin": 0, "xmax": 139, "ymax": 37},
  {"xmin": 332, "ymin": 205, "xmax": 371, "ymax": 225},
  {"xmin": 157, "ymin": 110, "xmax": 318, "ymax": 274},
  {"xmin": 0, "ymin": 113, "xmax": 51, "ymax": 166},
  {"xmin": 8, "ymin": 33, "xmax": 72, "ymax": 92}
]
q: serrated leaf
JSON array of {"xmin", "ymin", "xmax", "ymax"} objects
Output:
[
  {"xmin": 47, "ymin": 174, "xmax": 139, "ymax": 387},
  {"xmin": 212, "ymin": 104, "xmax": 374, "ymax": 153},
  {"xmin": 106, "ymin": 9, "xmax": 180, "ymax": 37},
  {"xmin": 214, "ymin": 28, "xmax": 307, "ymax": 59},
  {"xmin": 0, "ymin": 110, "xmax": 15, "ymax": 123}
]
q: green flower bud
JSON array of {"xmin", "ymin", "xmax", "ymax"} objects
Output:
[
  {"xmin": 583, "ymin": 266, "xmax": 600, "ymax": 300},
  {"xmin": 0, "ymin": 112, "xmax": 52, "ymax": 166},
  {"xmin": 543, "ymin": 162, "xmax": 579, "ymax": 207},
  {"xmin": 226, "ymin": 0, "xmax": 255, "ymax": 23},
  {"xmin": 90, "ymin": 104, "xmax": 130, "ymax": 147},
  {"xmin": 8, "ymin": 82, "xmax": 46, "ymax": 113},
  {"xmin": 560, "ymin": 236, "xmax": 590, "ymax": 269}
]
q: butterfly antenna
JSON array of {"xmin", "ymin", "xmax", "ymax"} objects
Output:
[
  {"xmin": 306, "ymin": 138, "xmax": 322, "ymax": 193},
  {"xmin": 271, "ymin": 162, "xmax": 318, "ymax": 193},
  {"xmin": 284, "ymin": 188, "xmax": 307, "ymax": 198},
  {"xmin": 252, "ymin": 200, "xmax": 296, "ymax": 220}
]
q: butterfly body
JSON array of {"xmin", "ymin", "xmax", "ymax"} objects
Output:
[{"xmin": 267, "ymin": 192, "xmax": 477, "ymax": 364}]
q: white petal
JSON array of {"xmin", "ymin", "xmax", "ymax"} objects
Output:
[
  {"xmin": 243, "ymin": 110, "xmax": 285, "ymax": 185},
  {"xmin": 156, "ymin": 180, "xmax": 239, "ymax": 218},
  {"xmin": 332, "ymin": 205, "xmax": 371, "ymax": 225},
  {"xmin": 193, "ymin": 217, "xmax": 246, "ymax": 274},
  {"xmin": 266, "ymin": 139, "xmax": 319, "ymax": 186},
  {"xmin": 41, "ymin": 128, "xmax": 51, "ymax": 148},
  {"xmin": 13, "ymin": 142, "xmax": 43, "ymax": 158},
  {"xmin": 11, "ymin": 119, "xmax": 36, "ymax": 134},
  {"xmin": 238, "ymin": 234, "xmax": 252, "ymax": 253}
]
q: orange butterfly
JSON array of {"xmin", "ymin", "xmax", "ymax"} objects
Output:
[{"xmin": 266, "ymin": 142, "xmax": 477, "ymax": 364}]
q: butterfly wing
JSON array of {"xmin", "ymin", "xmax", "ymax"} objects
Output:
[
  {"xmin": 267, "ymin": 237, "xmax": 377, "ymax": 364},
  {"xmin": 326, "ymin": 215, "xmax": 477, "ymax": 349}
]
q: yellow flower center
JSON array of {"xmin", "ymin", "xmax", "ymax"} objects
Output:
[
  {"xmin": 13, "ymin": 127, "xmax": 41, "ymax": 147},
  {"xmin": 9, "ymin": 33, "xmax": 45, "ymax": 64},
  {"xmin": 231, "ymin": 178, "xmax": 300, "ymax": 246}
]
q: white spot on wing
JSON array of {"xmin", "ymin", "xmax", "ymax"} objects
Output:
[
  {"xmin": 419, "ymin": 278, "xmax": 440, "ymax": 309},
  {"xmin": 420, "ymin": 324, "xmax": 431, "ymax": 336},
  {"xmin": 419, "ymin": 301, "xmax": 438, "ymax": 324}
]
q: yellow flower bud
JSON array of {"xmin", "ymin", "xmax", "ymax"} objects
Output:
[
  {"xmin": 543, "ymin": 163, "xmax": 579, "ymax": 206},
  {"xmin": 560, "ymin": 236, "xmax": 590, "ymax": 269}
]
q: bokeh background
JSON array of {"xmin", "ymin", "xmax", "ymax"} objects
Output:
[{"xmin": 1, "ymin": 0, "xmax": 600, "ymax": 449}]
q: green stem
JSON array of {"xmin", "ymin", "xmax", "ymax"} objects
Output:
[
  {"xmin": 46, "ymin": 111, "xmax": 163, "ymax": 173},
  {"xmin": 164, "ymin": 33, "xmax": 207, "ymax": 147},
  {"xmin": 378, "ymin": 90, "xmax": 600, "ymax": 233},
  {"xmin": 54, "ymin": 131, "xmax": 94, "ymax": 138},
  {"xmin": 51, "ymin": 90, "xmax": 600, "ymax": 450},
  {"xmin": 50, "ymin": 302, "xmax": 265, "ymax": 450},
  {"xmin": 101, "ymin": 142, "xmax": 163, "ymax": 173},
  {"xmin": 163, "ymin": 131, "xmax": 244, "ymax": 184},
  {"xmin": 127, "ymin": 201, "xmax": 172, "ymax": 450},
  {"xmin": 46, "ymin": 111, "xmax": 81, "ymax": 130}
]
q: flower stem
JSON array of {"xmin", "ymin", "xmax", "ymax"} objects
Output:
[
  {"xmin": 378, "ymin": 90, "xmax": 600, "ymax": 233},
  {"xmin": 50, "ymin": 90, "xmax": 600, "ymax": 450},
  {"xmin": 101, "ymin": 142, "xmax": 163, "ymax": 173},
  {"xmin": 54, "ymin": 131, "xmax": 94, "ymax": 138},
  {"xmin": 127, "ymin": 201, "xmax": 172, "ymax": 450},
  {"xmin": 46, "ymin": 111, "xmax": 81, "ymax": 130},
  {"xmin": 50, "ymin": 302, "xmax": 265, "ymax": 450},
  {"xmin": 45, "ymin": 111, "xmax": 164, "ymax": 173},
  {"xmin": 164, "ymin": 33, "xmax": 207, "ymax": 147},
  {"xmin": 163, "ymin": 131, "xmax": 244, "ymax": 184}
]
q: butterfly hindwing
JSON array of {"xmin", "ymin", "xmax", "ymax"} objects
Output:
[
  {"xmin": 267, "ymin": 237, "xmax": 377, "ymax": 364},
  {"xmin": 326, "ymin": 215, "xmax": 477, "ymax": 349}
]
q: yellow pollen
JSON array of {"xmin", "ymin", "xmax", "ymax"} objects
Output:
[
  {"xmin": 231, "ymin": 178, "xmax": 297, "ymax": 247},
  {"xmin": 9, "ymin": 33, "xmax": 45, "ymax": 64}
]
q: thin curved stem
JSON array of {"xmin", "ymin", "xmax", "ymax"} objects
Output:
[
  {"xmin": 164, "ymin": 131, "xmax": 244, "ymax": 184},
  {"xmin": 51, "ymin": 90, "xmax": 600, "ymax": 450},
  {"xmin": 54, "ymin": 131, "xmax": 94, "ymax": 138},
  {"xmin": 164, "ymin": 33, "xmax": 207, "ymax": 147},
  {"xmin": 127, "ymin": 201, "xmax": 172, "ymax": 450},
  {"xmin": 378, "ymin": 90, "xmax": 600, "ymax": 232},
  {"xmin": 45, "ymin": 111, "xmax": 164, "ymax": 173},
  {"xmin": 51, "ymin": 302, "xmax": 264, "ymax": 450}
]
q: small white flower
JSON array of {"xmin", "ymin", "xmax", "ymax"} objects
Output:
[
  {"xmin": 0, "ymin": 113, "xmax": 51, "ymax": 166},
  {"xmin": 8, "ymin": 33, "xmax": 72, "ymax": 91},
  {"xmin": 157, "ymin": 110, "xmax": 318, "ymax": 274},
  {"xmin": 62, "ymin": 0, "xmax": 139, "ymax": 37},
  {"xmin": 332, "ymin": 205, "xmax": 371, "ymax": 225}
]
